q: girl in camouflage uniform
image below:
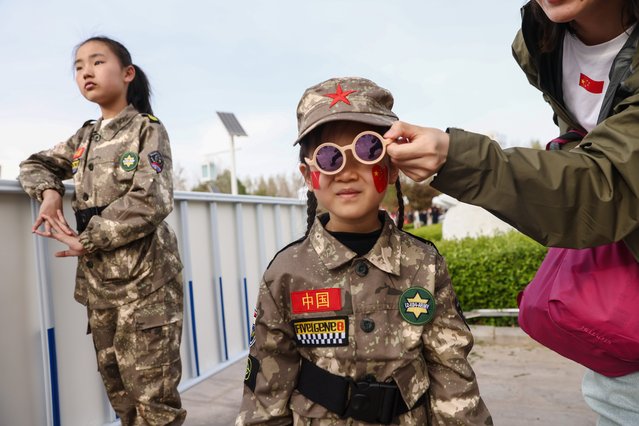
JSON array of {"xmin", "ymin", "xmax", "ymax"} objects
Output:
[
  {"xmin": 236, "ymin": 77, "xmax": 492, "ymax": 425},
  {"xmin": 19, "ymin": 37, "xmax": 185, "ymax": 426}
]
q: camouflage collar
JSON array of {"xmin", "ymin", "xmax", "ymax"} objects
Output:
[
  {"xmin": 94, "ymin": 104, "xmax": 139, "ymax": 141},
  {"xmin": 308, "ymin": 211, "xmax": 402, "ymax": 276}
]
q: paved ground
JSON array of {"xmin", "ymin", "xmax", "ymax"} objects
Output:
[{"xmin": 181, "ymin": 326, "xmax": 597, "ymax": 425}]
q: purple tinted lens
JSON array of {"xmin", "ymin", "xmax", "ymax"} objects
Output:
[
  {"xmin": 355, "ymin": 134, "xmax": 383, "ymax": 162},
  {"xmin": 315, "ymin": 145, "xmax": 343, "ymax": 172}
]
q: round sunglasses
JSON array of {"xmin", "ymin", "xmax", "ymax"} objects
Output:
[{"xmin": 304, "ymin": 131, "xmax": 391, "ymax": 175}]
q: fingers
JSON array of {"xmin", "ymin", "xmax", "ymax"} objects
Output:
[
  {"xmin": 391, "ymin": 163, "xmax": 432, "ymax": 182},
  {"xmin": 385, "ymin": 121, "xmax": 427, "ymax": 141},
  {"xmin": 44, "ymin": 219, "xmax": 52, "ymax": 234},
  {"xmin": 42, "ymin": 213, "xmax": 73, "ymax": 235},
  {"xmin": 54, "ymin": 249, "xmax": 82, "ymax": 258},
  {"xmin": 33, "ymin": 214, "xmax": 55, "ymax": 237},
  {"xmin": 32, "ymin": 216, "xmax": 44, "ymax": 233},
  {"xmin": 55, "ymin": 209, "xmax": 75, "ymax": 236},
  {"xmin": 386, "ymin": 139, "xmax": 422, "ymax": 161}
]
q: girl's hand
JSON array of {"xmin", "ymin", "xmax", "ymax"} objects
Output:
[
  {"xmin": 385, "ymin": 121, "xmax": 450, "ymax": 182},
  {"xmin": 37, "ymin": 214, "xmax": 86, "ymax": 257},
  {"xmin": 33, "ymin": 190, "xmax": 74, "ymax": 236}
]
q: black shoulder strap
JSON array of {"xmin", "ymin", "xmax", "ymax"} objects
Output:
[
  {"xmin": 82, "ymin": 119, "xmax": 96, "ymax": 128},
  {"xmin": 266, "ymin": 236, "xmax": 306, "ymax": 269},
  {"xmin": 400, "ymin": 230, "xmax": 440, "ymax": 256}
]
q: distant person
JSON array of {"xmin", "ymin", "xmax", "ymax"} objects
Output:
[
  {"xmin": 419, "ymin": 209, "xmax": 428, "ymax": 225},
  {"xmin": 236, "ymin": 77, "xmax": 492, "ymax": 425},
  {"xmin": 384, "ymin": 1, "xmax": 639, "ymax": 423},
  {"xmin": 430, "ymin": 206, "xmax": 441, "ymax": 224},
  {"xmin": 413, "ymin": 209, "xmax": 422, "ymax": 228},
  {"xmin": 19, "ymin": 36, "xmax": 186, "ymax": 425}
]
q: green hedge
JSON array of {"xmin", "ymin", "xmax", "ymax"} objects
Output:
[
  {"xmin": 408, "ymin": 223, "xmax": 442, "ymax": 242},
  {"xmin": 407, "ymin": 226, "xmax": 547, "ymax": 325}
]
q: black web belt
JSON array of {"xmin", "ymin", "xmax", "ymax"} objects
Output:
[
  {"xmin": 297, "ymin": 357, "xmax": 424, "ymax": 424},
  {"xmin": 75, "ymin": 206, "xmax": 106, "ymax": 233}
]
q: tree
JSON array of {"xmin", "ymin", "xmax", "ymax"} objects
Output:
[
  {"xmin": 172, "ymin": 164, "xmax": 189, "ymax": 191},
  {"xmin": 402, "ymin": 179, "xmax": 439, "ymax": 211},
  {"xmin": 530, "ymin": 139, "xmax": 543, "ymax": 150},
  {"xmin": 253, "ymin": 176, "xmax": 269, "ymax": 196},
  {"xmin": 191, "ymin": 181, "xmax": 215, "ymax": 192},
  {"xmin": 191, "ymin": 169, "xmax": 247, "ymax": 194}
]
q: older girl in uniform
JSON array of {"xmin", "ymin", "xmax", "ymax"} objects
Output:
[{"xmin": 19, "ymin": 36, "xmax": 185, "ymax": 426}]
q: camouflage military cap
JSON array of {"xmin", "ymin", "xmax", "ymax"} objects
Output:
[{"xmin": 294, "ymin": 77, "xmax": 398, "ymax": 145}]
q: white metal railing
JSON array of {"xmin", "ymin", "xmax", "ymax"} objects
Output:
[
  {"xmin": 464, "ymin": 308, "xmax": 519, "ymax": 319},
  {"xmin": 0, "ymin": 179, "xmax": 306, "ymax": 426}
]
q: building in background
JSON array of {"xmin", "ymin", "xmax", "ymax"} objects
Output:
[
  {"xmin": 432, "ymin": 194, "xmax": 514, "ymax": 239},
  {"xmin": 201, "ymin": 156, "xmax": 218, "ymax": 182}
]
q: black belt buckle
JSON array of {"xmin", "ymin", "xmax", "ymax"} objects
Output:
[{"xmin": 342, "ymin": 377, "xmax": 400, "ymax": 424}]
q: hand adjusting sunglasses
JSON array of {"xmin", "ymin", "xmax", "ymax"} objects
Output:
[{"xmin": 305, "ymin": 131, "xmax": 392, "ymax": 175}]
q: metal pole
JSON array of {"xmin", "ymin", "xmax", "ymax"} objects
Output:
[
  {"xmin": 30, "ymin": 199, "xmax": 56, "ymax": 426},
  {"xmin": 230, "ymin": 134, "xmax": 238, "ymax": 195},
  {"xmin": 179, "ymin": 201, "xmax": 199, "ymax": 378}
]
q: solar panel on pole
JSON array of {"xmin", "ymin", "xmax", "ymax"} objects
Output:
[
  {"xmin": 216, "ymin": 112, "xmax": 247, "ymax": 195},
  {"xmin": 216, "ymin": 112, "xmax": 248, "ymax": 137}
]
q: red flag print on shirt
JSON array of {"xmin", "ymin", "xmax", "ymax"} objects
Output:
[{"xmin": 579, "ymin": 73, "xmax": 604, "ymax": 94}]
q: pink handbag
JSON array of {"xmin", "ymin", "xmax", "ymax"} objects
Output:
[{"xmin": 518, "ymin": 241, "xmax": 639, "ymax": 377}]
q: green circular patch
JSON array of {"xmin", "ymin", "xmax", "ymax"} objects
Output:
[
  {"xmin": 399, "ymin": 287, "xmax": 436, "ymax": 325},
  {"xmin": 120, "ymin": 151, "xmax": 139, "ymax": 171}
]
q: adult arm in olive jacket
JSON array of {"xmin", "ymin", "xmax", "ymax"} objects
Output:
[{"xmin": 391, "ymin": 6, "xmax": 639, "ymax": 260}]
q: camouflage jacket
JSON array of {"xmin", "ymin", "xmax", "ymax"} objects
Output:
[
  {"xmin": 236, "ymin": 212, "xmax": 492, "ymax": 425},
  {"xmin": 19, "ymin": 105, "xmax": 183, "ymax": 308}
]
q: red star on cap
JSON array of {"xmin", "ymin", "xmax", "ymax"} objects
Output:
[{"xmin": 324, "ymin": 83, "xmax": 357, "ymax": 108}]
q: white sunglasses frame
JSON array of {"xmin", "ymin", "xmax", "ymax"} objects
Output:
[{"xmin": 304, "ymin": 131, "xmax": 392, "ymax": 175}]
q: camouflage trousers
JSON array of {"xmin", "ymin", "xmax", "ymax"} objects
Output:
[{"xmin": 88, "ymin": 276, "xmax": 186, "ymax": 426}]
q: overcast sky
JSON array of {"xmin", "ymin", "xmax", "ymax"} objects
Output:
[{"xmin": 0, "ymin": 0, "xmax": 558, "ymax": 188}]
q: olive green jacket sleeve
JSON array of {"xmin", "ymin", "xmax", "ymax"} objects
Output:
[
  {"xmin": 432, "ymin": 26, "xmax": 639, "ymax": 254},
  {"xmin": 432, "ymin": 119, "xmax": 639, "ymax": 250}
]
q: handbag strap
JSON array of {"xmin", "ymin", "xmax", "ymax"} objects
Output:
[{"xmin": 546, "ymin": 129, "xmax": 587, "ymax": 151}]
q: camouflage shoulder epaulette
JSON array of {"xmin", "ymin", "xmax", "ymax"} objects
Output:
[
  {"xmin": 400, "ymin": 229, "xmax": 440, "ymax": 256},
  {"xmin": 141, "ymin": 113, "xmax": 161, "ymax": 124},
  {"xmin": 82, "ymin": 119, "xmax": 96, "ymax": 128},
  {"xmin": 266, "ymin": 235, "xmax": 307, "ymax": 269}
]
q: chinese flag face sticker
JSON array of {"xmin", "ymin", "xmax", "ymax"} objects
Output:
[
  {"xmin": 579, "ymin": 73, "xmax": 604, "ymax": 94},
  {"xmin": 372, "ymin": 164, "xmax": 388, "ymax": 193},
  {"xmin": 311, "ymin": 171, "xmax": 321, "ymax": 190}
]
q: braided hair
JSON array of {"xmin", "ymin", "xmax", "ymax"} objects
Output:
[{"xmin": 395, "ymin": 180, "xmax": 405, "ymax": 230}]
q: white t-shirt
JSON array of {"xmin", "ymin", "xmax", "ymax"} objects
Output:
[{"xmin": 562, "ymin": 27, "xmax": 633, "ymax": 132}]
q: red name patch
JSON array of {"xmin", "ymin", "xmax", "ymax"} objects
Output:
[{"xmin": 291, "ymin": 288, "xmax": 342, "ymax": 314}]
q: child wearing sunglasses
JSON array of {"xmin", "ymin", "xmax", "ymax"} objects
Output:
[{"xmin": 236, "ymin": 77, "xmax": 492, "ymax": 425}]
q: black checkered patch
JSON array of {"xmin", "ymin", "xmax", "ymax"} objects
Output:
[{"xmin": 292, "ymin": 316, "xmax": 349, "ymax": 347}]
